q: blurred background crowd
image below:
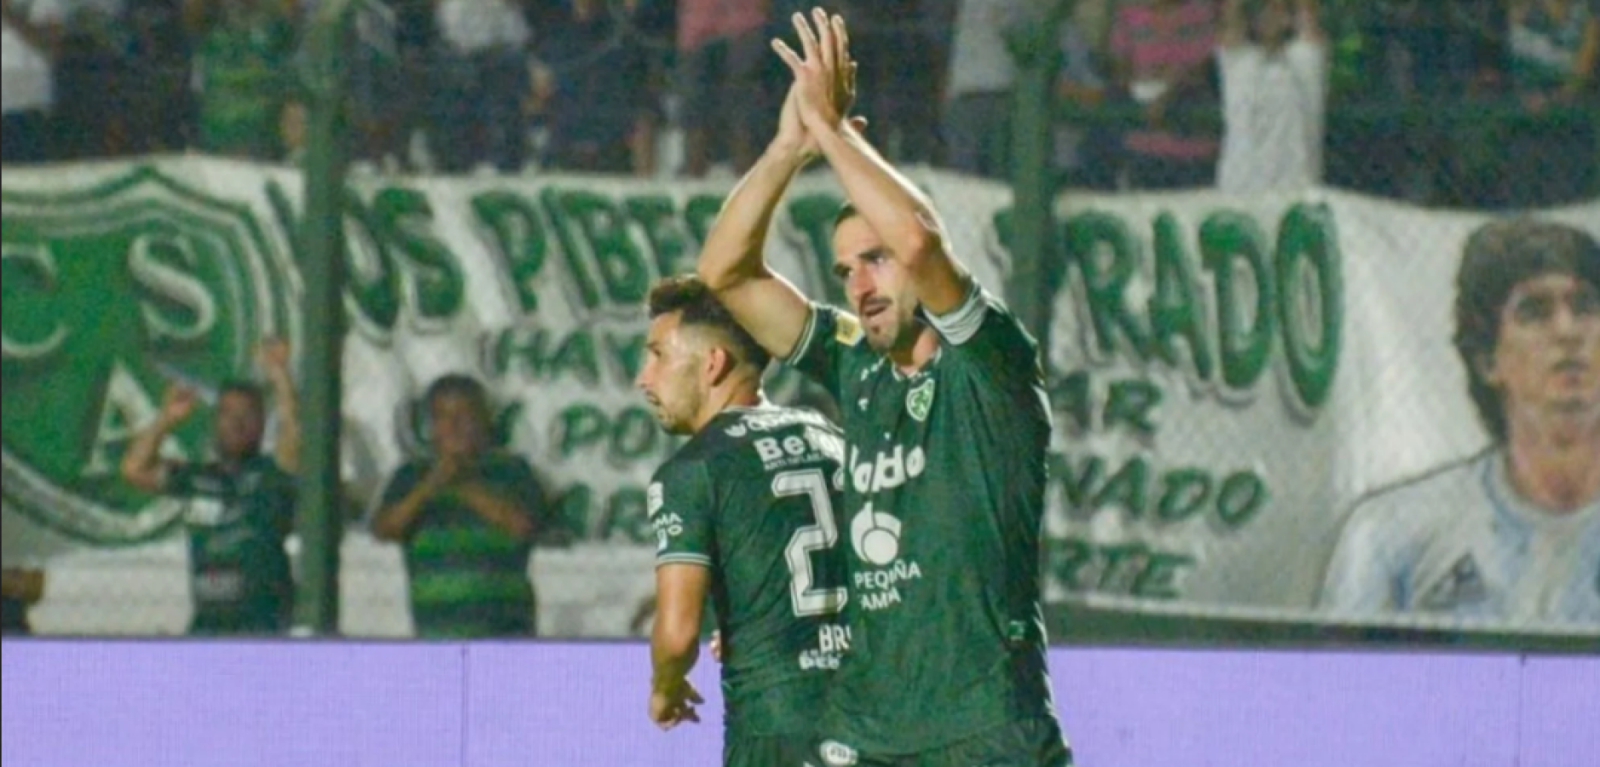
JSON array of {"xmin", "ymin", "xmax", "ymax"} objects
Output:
[{"xmin": 3, "ymin": 0, "xmax": 1597, "ymax": 208}]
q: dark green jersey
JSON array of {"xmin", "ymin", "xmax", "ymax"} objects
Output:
[
  {"xmin": 377, "ymin": 452, "xmax": 547, "ymax": 638},
  {"xmin": 787, "ymin": 285, "xmax": 1057, "ymax": 754},
  {"xmin": 651, "ymin": 404, "xmax": 850, "ymax": 737},
  {"xmin": 167, "ymin": 455, "xmax": 296, "ymax": 635}
]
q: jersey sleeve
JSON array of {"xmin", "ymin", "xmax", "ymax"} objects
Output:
[
  {"xmin": 649, "ymin": 458, "xmax": 717, "ymax": 569},
  {"xmin": 1318, "ymin": 500, "xmax": 1405, "ymax": 615},
  {"xmin": 924, "ymin": 282, "xmax": 1045, "ymax": 391},
  {"xmin": 485, "ymin": 455, "xmax": 548, "ymax": 526},
  {"xmin": 783, "ymin": 303, "xmax": 865, "ymax": 402}
]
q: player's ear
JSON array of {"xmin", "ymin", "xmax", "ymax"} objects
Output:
[{"xmin": 704, "ymin": 345, "xmax": 736, "ymax": 386}]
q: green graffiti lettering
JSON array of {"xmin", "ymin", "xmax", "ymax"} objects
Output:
[
  {"xmin": 683, "ymin": 193, "xmax": 725, "ymax": 246},
  {"xmin": 342, "ymin": 188, "xmax": 403, "ymax": 335},
  {"xmin": 542, "ymin": 189, "xmax": 650, "ymax": 308},
  {"xmin": 1091, "ymin": 455, "xmax": 1149, "ymax": 517},
  {"xmin": 1096, "ymin": 542, "xmax": 1149, "ymax": 591},
  {"xmin": 1051, "ymin": 370, "xmax": 1093, "ymax": 433},
  {"xmin": 625, "ymin": 195, "xmax": 695, "ymax": 279},
  {"xmin": 1275, "ymin": 204, "xmax": 1343, "ymax": 410},
  {"xmin": 785, "ymin": 192, "xmax": 848, "ymax": 305},
  {"xmin": 551, "ymin": 330, "xmax": 601, "ymax": 386},
  {"xmin": 1050, "ymin": 452, "xmax": 1103, "ymax": 511},
  {"xmin": 555, "ymin": 404, "xmax": 608, "ymax": 458},
  {"xmin": 1104, "ymin": 378, "xmax": 1162, "ymax": 436},
  {"xmin": 1131, "ymin": 551, "xmax": 1194, "ymax": 600},
  {"xmin": 1156, "ymin": 468, "xmax": 1212, "ymax": 522},
  {"xmin": 1049, "ymin": 536, "xmax": 1095, "ymax": 591},
  {"xmin": 1064, "ymin": 211, "xmax": 1150, "ymax": 359},
  {"xmin": 1149, "ymin": 212, "xmax": 1214, "ymax": 380},
  {"xmin": 471, "ymin": 191, "xmax": 548, "ymax": 314},
  {"xmin": 604, "ymin": 331, "xmax": 647, "ymax": 383},
  {"xmin": 374, "ymin": 187, "xmax": 463, "ymax": 326},
  {"xmin": 1200, "ymin": 211, "xmax": 1276, "ymax": 391},
  {"xmin": 602, "ymin": 486, "xmax": 653, "ymax": 543},
  {"xmin": 1, "ymin": 242, "xmax": 71, "ymax": 362},
  {"xmin": 539, "ymin": 188, "xmax": 601, "ymax": 310},
  {"xmin": 610, "ymin": 407, "xmax": 659, "ymax": 462},
  {"xmin": 1215, "ymin": 471, "xmax": 1268, "ymax": 530}
]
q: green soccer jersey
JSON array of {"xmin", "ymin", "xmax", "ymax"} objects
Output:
[
  {"xmin": 377, "ymin": 452, "xmax": 547, "ymax": 638},
  {"xmin": 651, "ymin": 404, "xmax": 850, "ymax": 737},
  {"xmin": 167, "ymin": 456, "xmax": 297, "ymax": 635},
  {"xmin": 786, "ymin": 284, "xmax": 1058, "ymax": 755}
]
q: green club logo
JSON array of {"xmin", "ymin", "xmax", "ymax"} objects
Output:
[
  {"xmin": 905, "ymin": 378, "xmax": 934, "ymax": 422},
  {"xmin": 2, "ymin": 167, "xmax": 297, "ymax": 545}
]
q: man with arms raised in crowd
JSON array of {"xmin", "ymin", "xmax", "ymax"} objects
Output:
[
  {"xmin": 637, "ymin": 275, "xmax": 850, "ymax": 765},
  {"xmin": 697, "ymin": 8, "xmax": 1071, "ymax": 765},
  {"xmin": 1323, "ymin": 218, "xmax": 1599, "ymax": 624},
  {"xmin": 122, "ymin": 339, "xmax": 300, "ymax": 635}
]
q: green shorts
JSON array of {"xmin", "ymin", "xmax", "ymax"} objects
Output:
[
  {"xmin": 725, "ymin": 731, "xmax": 816, "ymax": 767},
  {"xmin": 812, "ymin": 717, "xmax": 1073, "ymax": 767}
]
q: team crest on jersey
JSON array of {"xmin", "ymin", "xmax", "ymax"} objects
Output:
[
  {"xmin": 1419, "ymin": 554, "xmax": 1488, "ymax": 610},
  {"xmin": 818, "ymin": 740, "xmax": 859, "ymax": 766},
  {"xmin": 835, "ymin": 314, "xmax": 864, "ymax": 345},
  {"xmin": 906, "ymin": 378, "xmax": 935, "ymax": 422}
]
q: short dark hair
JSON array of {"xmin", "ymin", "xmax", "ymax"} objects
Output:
[
  {"xmin": 832, "ymin": 201, "xmax": 861, "ymax": 233},
  {"xmin": 1454, "ymin": 217, "xmax": 1600, "ymax": 442},
  {"xmin": 426, "ymin": 374, "xmax": 492, "ymax": 417},
  {"xmin": 218, "ymin": 380, "xmax": 266, "ymax": 414},
  {"xmin": 646, "ymin": 275, "xmax": 772, "ymax": 371}
]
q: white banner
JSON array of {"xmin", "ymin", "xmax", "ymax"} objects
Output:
[{"xmin": 2, "ymin": 157, "xmax": 1595, "ymax": 637}]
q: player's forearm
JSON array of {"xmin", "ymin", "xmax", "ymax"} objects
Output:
[
  {"xmin": 812, "ymin": 123, "xmax": 945, "ymax": 266},
  {"xmin": 454, "ymin": 484, "xmax": 535, "ymax": 540},
  {"xmin": 697, "ymin": 148, "xmax": 809, "ymax": 292},
  {"xmin": 650, "ymin": 624, "xmax": 700, "ymax": 693}
]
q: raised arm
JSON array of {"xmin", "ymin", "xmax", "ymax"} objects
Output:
[
  {"xmin": 774, "ymin": 10, "xmax": 969, "ymax": 314},
  {"xmin": 693, "ymin": 109, "xmax": 816, "ymax": 359},
  {"xmin": 257, "ymin": 338, "xmax": 301, "ymax": 474},
  {"xmin": 1295, "ymin": 0, "xmax": 1323, "ymax": 43},
  {"xmin": 121, "ymin": 387, "xmax": 199, "ymax": 492}
]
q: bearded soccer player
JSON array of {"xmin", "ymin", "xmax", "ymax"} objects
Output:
[
  {"xmin": 638, "ymin": 275, "xmax": 850, "ymax": 766},
  {"xmin": 1322, "ymin": 218, "xmax": 1600, "ymax": 624},
  {"xmin": 696, "ymin": 9, "xmax": 1070, "ymax": 766}
]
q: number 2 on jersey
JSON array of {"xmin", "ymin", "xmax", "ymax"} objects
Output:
[{"xmin": 775, "ymin": 469, "xmax": 847, "ymax": 617}]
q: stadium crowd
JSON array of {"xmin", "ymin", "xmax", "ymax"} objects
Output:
[{"xmin": 2, "ymin": 0, "xmax": 1596, "ymax": 207}]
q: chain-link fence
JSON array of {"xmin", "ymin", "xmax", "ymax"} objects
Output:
[{"xmin": 3, "ymin": 0, "xmax": 1597, "ymax": 648}]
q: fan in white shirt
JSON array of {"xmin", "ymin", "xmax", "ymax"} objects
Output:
[
  {"xmin": 1322, "ymin": 219, "xmax": 1600, "ymax": 629},
  {"xmin": 1215, "ymin": 0, "xmax": 1328, "ymax": 194}
]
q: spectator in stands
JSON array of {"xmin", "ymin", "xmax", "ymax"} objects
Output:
[
  {"xmin": 534, "ymin": 0, "xmax": 659, "ymax": 175},
  {"xmin": 1108, "ymin": 0, "xmax": 1220, "ymax": 190},
  {"xmin": 427, "ymin": 0, "xmax": 529, "ymax": 174},
  {"xmin": 844, "ymin": 0, "xmax": 948, "ymax": 165},
  {"xmin": 120, "ymin": 338, "xmax": 301, "ymax": 636},
  {"xmin": 942, "ymin": 0, "xmax": 1031, "ymax": 179},
  {"xmin": 186, "ymin": 0, "xmax": 299, "ymax": 161},
  {"xmin": 1, "ymin": 567, "xmax": 45, "ymax": 635},
  {"xmin": 1216, "ymin": 0, "xmax": 1328, "ymax": 194},
  {"xmin": 1504, "ymin": 0, "xmax": 1599, "ymax": 207},
  {"xmin": 1055, "ymin": 9, "xmax": 1117, "ymax": 190},
  {"xmin": 47, "ymin": 0, "xmax": 130, "ymax": 159},
  {"xmin": 122, "ymin": 0, "xmax": 193, "ymax": 155},
  {"xmin": 677, "ymin": 0, "xmax": 772, "ymax": 177},
  {"xmin": 2, "ymin": 0, "xmax": 62, "ymax": 163},
  {"xmin": 371, "ymin": 375, "xmax": 549, "ymax": 638}
]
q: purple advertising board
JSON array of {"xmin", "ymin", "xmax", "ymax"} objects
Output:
[{"xmin": 3, "ymin": 641, "xmax": 1595, "ymax": 767}]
